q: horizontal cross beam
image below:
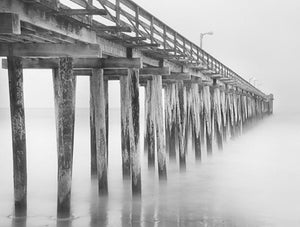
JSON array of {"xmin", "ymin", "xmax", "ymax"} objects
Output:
[
  {"xmin": 52, "ymin": 9, "xmax": 107, "ymax": 16},
  {"xmin": 74, "ymin": 67, "xmax": 170, "ymax": 79},
  {"xmin": 96, "ymin": 26, "xmax": 132, "ymax": 33},
  {"xmin": 0, "ymin": 43, "xmax": 101, "ymax": 57},
  {"xmin": 2, "ymin": 57, "xmax": 142, "ymax": 69},
  {"xmin": 162, "ymin": 73, "xmax": 191, "ymax": 81}
]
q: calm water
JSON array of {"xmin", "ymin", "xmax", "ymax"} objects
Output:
[{"xmin": 0, "ymin": 108, "xmax": 300, "ymax": 227}]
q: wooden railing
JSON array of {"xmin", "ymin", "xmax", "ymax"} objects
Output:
[{"xmin": 57, "ymin": 0, "xmax": 267, "ymax": 99}]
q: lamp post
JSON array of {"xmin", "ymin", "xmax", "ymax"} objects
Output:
[{"xmin": 200, "ymin": 31, "xmax": 213, "ymax": 49}]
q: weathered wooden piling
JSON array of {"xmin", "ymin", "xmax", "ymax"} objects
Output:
[
  {"xmin": 220, "ymin": 88, "xmax": 227, "ymax": 141},
  {"xmin": 120, "ymin": 50, "xmax": 142, "ymax": 196},
  {"xmin": 177, "ymin": 81, "xmax": 187, "ymax": 169},
  {"xmin": 7, "ymin": 55, "xmax": 27, "ymax": 212},
  {"xmin": 104, "ymin": 78, "xmax": 109, "ymax": 162},
  {"xmin": 190, "ymin": 84, "xmax": 202, "ymax": 159},
  {"xmin": 152, "ymin": 75, "xmax": 167, "ymax": 179},
  {"xmin": 53, "ymin": 57, "xmax": 76, "ymax": 217},
  {"xmin": 120, "ymin": 75, "xmax": 131, "ymax": 179},
  {"xmin": 128, "ymin": 68, "xmax": 141, "ymax": 195},
  {"xmin": 236, "ymin": 92, "xmax": 243, "ymax": 135},
  {"xmin": 227, "ymin": 89, "xmax": 235, "ymax": 138},
  {"xmin": 144, "ymin": 80, "xmax": 155, "ymax": 167},
  {"xmin": 164, "ymin": 83, "xmax": 177, "ymax": 160},
  {"xmin": 91, "ymin": 68, "xmax": 108, "ymax": 195},
  {"xmin": 90, "ymin": 78, "xmax": 97, "ymax": 177},
  {"xmin": 212, "ymin": 85, "xmax": 223, "ymax": 150},
  {"xmin": 203, "ymin": 85, "xmax": 212, "ymax": 154}
]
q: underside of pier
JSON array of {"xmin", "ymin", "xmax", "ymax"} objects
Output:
[{"xmin": 0, "ymin": 0, "xmax": 273, "ymax": 218}]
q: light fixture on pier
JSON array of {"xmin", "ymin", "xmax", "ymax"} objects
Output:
[{"xmin": 200, "ymin": 31, "xmax": 213, "ymax": 49}]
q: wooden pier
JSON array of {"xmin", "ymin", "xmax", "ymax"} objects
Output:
[{"xmin": 0, "ymin": 0, "xmax": 274, "ymax": 218}]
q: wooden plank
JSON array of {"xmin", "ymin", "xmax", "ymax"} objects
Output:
[
  {"xmin": 108, "ymin": 36, "xmax": 147, "ymax": 42},
  {"xmin": 53, "ymin": 57, "xmax": 76, "ymax": 218},
  {"xmin": 162, "ymin": 73, "xmax": 191, "ymax": 81},
  {"xmin": 97, "ymin": 26, "xmax": 132, "ymax": 32},
  {"xmin": 139, "ymin": 67, "xmax": 170, "ymax": 75},
  {"xmin": 0, "ymin": 13, "xmax": 21, "ymax": 35},
  {"xmin": 74, "ymin": 69, "xmax": 92, "ymax": 76},
  {"xmin": 7, "ymin": 56, "xmax": 27, "ymax": 213},
  {"xmin": 0, "ymin": 43, "xmax": 100, "ymax": 57},
  {"xmin": 125, "ymin": 43, "xmax": 160, "ymax": 48},
  {"xmin": 2, "ymin": 57, "xmax": 142, "ymax": 69},
  {"xmin": 52, "ymin": 9, "xmax": 107, "ymax": 16},
  {"xmin": 100, "ymin": 57, "xmax": 142, "ymax": 69}
]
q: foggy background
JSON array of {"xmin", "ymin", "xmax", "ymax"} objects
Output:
[{"xmin": 0, "ymin": 0, "xmax": 299, "ymax": 112}]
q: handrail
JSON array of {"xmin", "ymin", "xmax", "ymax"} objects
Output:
[{"xmin": 63, "ymin": 0, "xmax": 267, "ymax": 99}]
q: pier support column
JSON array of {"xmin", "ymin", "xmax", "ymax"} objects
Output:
[
  {"xmin": 120, "ymin": 75, "xmax": 131, "ymax": 179},
  {"xmin": 8, "ymin": 56, "xmax": 27, "ymax": 214},
  {"xmin": 120, "ymin": 68, "xmax": 141, "ymax": 195},
  {"xmin": 189, "ymin": 84, "xmax": 201, "ymax": 160},
  {"xmin": 128, "ymin": 68, "xmax": 141, "ymax": 195},
  {"xmin": 90, "ymin": 69, "xmax": 108, "ymax": 195},
  {"xmin": 220, "ymin": 88, "xmax": 227, "ymax": 142},
  {"xmin": 104, "ymin": 78, "xmax": 109, "ymax": 162},
  {"xmin": 165, "ymin": 84, "xmax": 177, "ymax": 160},
  {"xmin": 177, "ymin": 81, "xmax": 187, "ymax": 170},
  {"xmin": 144, "ymin": 80, "xmax": 155, "ymax": 167},
  {"xmin": 203, "ymin": 85, "xmax": 212, "ymax": 155},
  {"xmin": 90, "ymin": 79, "xmax": 97, "ymax": 177},
  {"xmin": 212, "ymin": 85, "xmax": 223, "ymax": 150},
  {"xmin": 153, "ymin": 76, "xmax": 167, "ymax": 179},
  {"xmin": 53, "ymin": 57, "xmax": 76, "ymax": 218}
]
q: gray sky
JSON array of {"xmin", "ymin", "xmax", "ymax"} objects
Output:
[{"xmin": 1, "ymin": 0, "xmax": 299, "ymax": 112}]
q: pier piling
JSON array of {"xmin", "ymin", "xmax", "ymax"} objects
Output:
[
  {"xmin": 53, "ymin": 57, "xmax": 76, "ymax": 217},
  {"xmin": 8, "ymin": 55, "xmax": 27, "ymax": 213}
]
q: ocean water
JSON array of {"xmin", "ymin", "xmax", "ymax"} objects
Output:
[{"xmin": 0, "ymin": 108, "xmax": 300, "ymax": 227}]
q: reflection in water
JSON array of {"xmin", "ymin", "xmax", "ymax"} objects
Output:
[
  {"xmin": 1, "ymin": 110, "xmax": 300, "ymax": 226},
  {"xmin": 11, "ymin": 207, "xmax": 27, "ymax": 227}
]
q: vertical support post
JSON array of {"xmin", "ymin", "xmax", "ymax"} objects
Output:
[
  {"xmin": 220, "ymin": 88, "xmax": 227, "ymax": 142},
  {"xmin": 121, "ymin": 47, "xmax": 141, "ymax": 195},
  {"xmin": 53, "ymin": 57, "xmax": 76, "ymax": 218},
  {"xmin": 8, "ymin": 56, "xmax": 27, "ymax": 214},
  {"xmin": 91, "ymin": 68, "xmax": 108, "ymax": 195},
  {"xmin": 190, "ymin": 84, "xmax": 201, "ymax": 160},
  {"xmin": 177, "ymin": 81, "xmax": 187, "ymax": 170},
  {"xmin": 165, "ymin": 83, "xmax": 177, "ymax": 160},
  {"xmin": 128, "ymin": 68, "xmax": 141, "ymax": 195},
  {"xmin": 104, "ymin": 78, "xmax": 109, "ymax": 163},
  {"xmin": 212, "ymin": 85, "xmax": 223, "ymax": 150},
  {"xmin": 145, "ymin": 80, "xmax": 155, "ymax": 167},
  {"xmin": 203, "ymin": 85, "xmax": 212, "ymax": 155},
  {"xmin": 90, "ymin": 78, "xmax": 97, "ymax": 177},
  {"xmin": 120, "ymin": 75, "xmax": 131, "ymax": 178},
  {"xmin": 153, "ymin": 75, "xmax": 167, "ymax": 179}
]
